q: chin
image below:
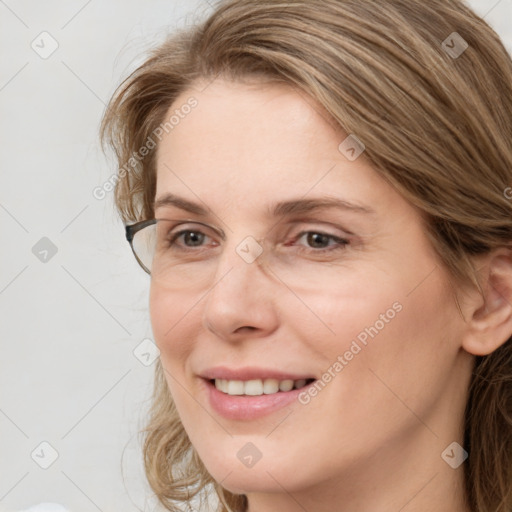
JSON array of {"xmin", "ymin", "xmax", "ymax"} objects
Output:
[
  {"xmin": 211, "ymin": 466, "xmax": 290, "ymax": 495},
  {"xmin": 198, "ymin": 445, "xmax": 311, "ymax": 495}
]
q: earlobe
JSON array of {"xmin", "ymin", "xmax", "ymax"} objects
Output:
[{"xmin": 462, "ymin": 250, "xmax": 512, "ymax": 356}]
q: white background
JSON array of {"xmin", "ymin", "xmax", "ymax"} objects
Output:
[{"xmin": 1, "ymin": 1, "xmax": 511, "ymax": 511}]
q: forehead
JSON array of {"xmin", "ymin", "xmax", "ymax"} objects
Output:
[
  {"xmin": 153, "ymin": 77, "xmax": 400, "ymax": 219},
  {"xmin": 157, "ymin": 77, "xmax": 340, "ymax": 166}
]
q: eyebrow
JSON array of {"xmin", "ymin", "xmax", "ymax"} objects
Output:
[{"xmin": 154, "ymin": 193, "xmax": 376, "ymax": 218}]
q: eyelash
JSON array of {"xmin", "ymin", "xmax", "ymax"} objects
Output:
[{"xmin": 166, "ymin": 228, "xmax": 350, "ymax": 254}]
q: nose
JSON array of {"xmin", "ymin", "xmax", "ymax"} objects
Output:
[{"xmin": 201, "ymin": 236, "xmax": 280, "ymax": 341}]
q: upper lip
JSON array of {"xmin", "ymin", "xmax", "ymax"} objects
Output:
[{"xmin": 200, "ymin": 366, "xmax": 316, "ymax": 381}]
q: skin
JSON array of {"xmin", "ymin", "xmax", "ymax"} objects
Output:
[{"xmin": 150, "ymin": 77, "xmax": 512, "ymax": 512}]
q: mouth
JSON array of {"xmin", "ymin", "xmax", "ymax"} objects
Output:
[
  {"xmin": 203, "ymin": 376, "xmax": 318, "ymax": 420},
  {"xmin": 208, "ymin": 377, "xmax": 316, "ymax": 396},
  {"xmin": 199, "ymin": 367, "xmax": 318, "ymax": 419}
]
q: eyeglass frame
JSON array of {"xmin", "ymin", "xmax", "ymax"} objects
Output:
[
  {"xmin": 126, "ymin": 217, "xmax": 342, "ymax": 280},
  {"xmin": 126, "ymin": 218, "xmax": 276, "ymax": 279},
  {"xmin": 125, "ymin": 219, "xmax": 157, "ymax": 275}
]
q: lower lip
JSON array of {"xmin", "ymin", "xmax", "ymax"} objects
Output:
[{"xmin": 203, "ymin": 379, "xmax": 313, "ymax": 420}]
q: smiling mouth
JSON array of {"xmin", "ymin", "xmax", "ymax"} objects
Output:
[{"xmin": 209, "ymin": 377, "xmax": 316, "ymax": 396}]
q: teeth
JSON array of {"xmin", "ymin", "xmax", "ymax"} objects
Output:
[
  {"xmin": 214, "ymin": 378, "xmax": 312, "ymax": 396},
  {"xmin": 294, "ymin": 379, "xmax": 306, "ymax": 389},
  {"xmin": 227, "ymin": 380, "xmax": 244, "ymax": 395},
  {"xmin": 279, "ymin": 380, "xmax": 294, "ymax": 392},
  {"xmin": 263, "ymin": 378, "xmax": 280, "ymax": 394},
  {"xmin": 245, "ymin": 379, "xmax": 263, "ymax": 395}
]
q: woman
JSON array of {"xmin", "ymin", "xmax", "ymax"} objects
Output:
[{"xmin": 100, "ymin": 1, "xmax": 512, "ymax": 511}]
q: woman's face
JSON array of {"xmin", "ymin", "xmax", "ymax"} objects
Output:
[{"xmin": 150, "ymin": 77, "xmax": 473, "ymax": 505}]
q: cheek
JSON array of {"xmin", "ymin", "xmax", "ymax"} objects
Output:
[
  {"xmin": 291, "ymin": 266, "xmax": 460, "ymax": 412},
  {"xmin": 149, "ymin": 284, "xmax": 204, "ymax": 422},
  {"xmin": 149, "ymin": 284, "xmax": 197, "ymax": 367},
  {"xmin": 293, "ymin": 269, "xmax": 405, "ymax": 353}
]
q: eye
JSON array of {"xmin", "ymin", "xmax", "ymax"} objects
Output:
[
  {"xmin": 158, "ymin": 222, "xmax": 350, "ymax": 255},
  {"xmin": 292, "ymin": 231, "xmax": 350, "ymax": 253},
  {"xmin": 168, "ymin": 229, "xmax": 214, "ymax": 249}
]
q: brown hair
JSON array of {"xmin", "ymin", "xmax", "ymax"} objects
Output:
[{"xmin": 100, "ymin": 1, "xmax": 512, "ymax": 510}]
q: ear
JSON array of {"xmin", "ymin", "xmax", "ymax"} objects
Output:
[{"xmin": 461, "ymin": 248, "xmax": 512, "ymax": 356}]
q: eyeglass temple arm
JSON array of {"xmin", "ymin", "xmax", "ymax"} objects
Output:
[{"xmin": 125, "ymin": 219, "xmax": 157, "ymax": 243}]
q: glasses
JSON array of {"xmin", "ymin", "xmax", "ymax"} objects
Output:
[{"xmin": 125, "ymin": 217, "xmax": 352, "ymax": 292}]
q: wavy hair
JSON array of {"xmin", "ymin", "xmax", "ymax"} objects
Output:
[{"xmin": 100, "ymin": 1, "xmax": 512, "ymax": 511}]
